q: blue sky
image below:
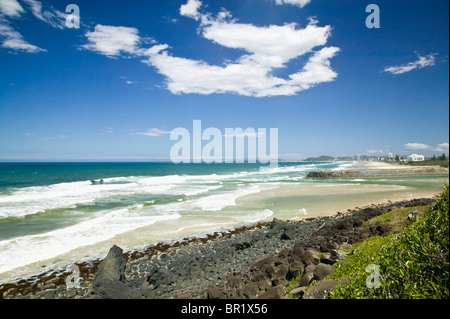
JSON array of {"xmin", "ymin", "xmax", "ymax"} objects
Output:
[{"xmin": 0, "ymin": 0, "xmax": 448, "ymax": 161}]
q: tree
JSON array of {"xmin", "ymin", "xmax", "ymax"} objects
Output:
[
  {"xmin": 395, "ymin": 155, "xmax": 400, "ymax": 162},
  {"xmin": 438, "ymin": 153, "xmax": 447, "ymax": 161}
]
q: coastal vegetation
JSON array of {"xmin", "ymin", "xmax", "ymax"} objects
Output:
[
  {"xmin": 302, "ymin": 154, "xmax": 449, "ymax": 168},
  {"xmin": 302, "ymin": 155, "xmax": 338, "ymax": 161},
  {"xmin": 326, "ymin": 185, "xmax": 449, "ymax": 298},
  {"xmin": 403, "ymin": 159, "xmax": 449, "ymax": 168}
]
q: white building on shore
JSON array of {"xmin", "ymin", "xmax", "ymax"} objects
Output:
[{"xmin": 407, "ymin": 154, "xmax": 425, "ymax": 162}]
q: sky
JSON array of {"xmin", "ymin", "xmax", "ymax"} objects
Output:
[{"xmin": 0, "ymin": 0, "xmax": 448, "ymax": 161}]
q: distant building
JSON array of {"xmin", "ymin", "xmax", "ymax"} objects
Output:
[
  {"xmin": 387, "ymin": 153, "xmax": 393, "ymax": 161},
  {"xmin": 407, "ymin": 154, "xmax": 425, "ymax": 162}
]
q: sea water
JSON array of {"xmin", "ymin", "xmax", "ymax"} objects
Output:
[{"xmin": 0, "ymin": 162, "xmax": 446, "ymax": 283}]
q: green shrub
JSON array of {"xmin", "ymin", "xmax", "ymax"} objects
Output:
[{"xmin": 330, "ymin": 186, "xmax": 449, "ymax": 299}]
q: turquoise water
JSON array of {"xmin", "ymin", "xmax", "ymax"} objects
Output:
[
  {"xmin": 0, "ymin": 162, "xmax": 347, "ymax": 240},
  {"xmin": 0, "ymin": 161, "xmax": 446, "ymax": 283}
]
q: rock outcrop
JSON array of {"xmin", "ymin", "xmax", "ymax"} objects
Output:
[
  {"xmin": 306, "ymin": 167, "xmax": 448, "ymax": 179},
  {"xmin": 92, "ymin": 245, "xmax": 142, "ymax": 299}
]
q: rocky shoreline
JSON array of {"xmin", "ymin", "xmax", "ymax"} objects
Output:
[
  {"xmin": 305, "ymin": 167, "xmax": 448, "ymax": 179},
  {"xmin": 0, "ymin": 197, "xmax": 435, "ymax": 299}
]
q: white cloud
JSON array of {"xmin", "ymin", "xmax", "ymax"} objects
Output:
[
  {"xmin": 83, "ymin": 1, "xmax": 340, "ymax": 97},
  {"xmin": 131, "ymin": 128, "xmax": 172, "ymax": 137},
  {"xmin": 22, "ymin": 0, "xmax": 41, "ymax": 18},
  {"xmin": 179, "ymin": 0, "xmax": 202, "ymax": 20},
  {"xmin": 404, "ymin": 143, "xmax": 432, "ymax": 150},
  {"xmin": 142, "ymin": 2, "xmax": 339, "ymax": 97},
  {"xmin": 22, "ymin": 0, "xmax": 66, "ymax": 29},
  {"xmin": 287, "ymin": 46, "xmax": 339, "ymax": 90},
  {"xmin": 404, "ymin": 142, "xmax": 449, "ymax": 153},
  {"xmin": 0, "ymin": 0, "xmax": 24, "ymax": 18},
  {"xmin": 119, "ymin": 76, "xmax": 138, "ymax": 85},
  {"xmin": 436, "ymin": 143, "xmax": 449, "ymax": 153},
  {"xmin": 98, "ymin": 127, "xmax": 114, "ymax": 135},
  {"xmin": 384, "ymin": 53, "xmax": 436, "ymax": 75},
  {"xmin": 200, "ymin": 20, "xmax": 331, "ymax": 68},
  {"xmin": 82, "ymin": 24, "xmax": 141, "ymax": 57},
  {"xmin": 0, "ymin": 16, "xmax": 46, "ymax": 52},
  {"xmin": 0, "ymin": 0, "xmax": 66, "ymax": 53},
  {"xmin": 275, "ymin": 0, "xmax": 311, "ymax": 8}
]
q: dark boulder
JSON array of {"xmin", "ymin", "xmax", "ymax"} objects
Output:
[
  {"xmin": 206, "ymin": 287, "xmax": 223, "ymax": 299},
  {"xmin": 313, "ymin": 263, "xmax": 336, "ymax": 281},
  {"xmin": 287, "ymin": 260, "xmax": 305, "ymax": 279},
  {"xmin": 94, "ymin": 245, "xmax": 126, "ymax": 283},
  {"xmin": 92, "ymin": 245, "xmax": 142, "ymax": 299},
  {"xmin": 270, "ymin": 218, "xmax": 289, "ymax": 231},
  {"xmin": 234, "ymin": 241, "xmax": 251, "ymax": 250},
  {"xmin": 302, "ymin": 280, "xmax": 340, "ymax": 299},
  {"xmin": 301, "ymin": 250, "xmax": 319, "ymax": 266},
  {"xmin": 297, "ymin": 272, "xmax": 314, "ymax": 287},
  {"xmin": 281, "ymin": 228, "xmax": 297, "ymax": 240},
  {"xmin": 242, "ymin": 283, "xmax": 259, "ymax": 299},
  {"xmin": 256, "ymin": 285, "xmax": 286, "ymax": 299}
]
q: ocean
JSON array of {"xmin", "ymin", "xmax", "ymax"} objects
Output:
[{"xmin": 0, "ymin": 161, "xmax": 446, "ymax": 284}]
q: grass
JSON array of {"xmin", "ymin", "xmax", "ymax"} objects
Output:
[
  {"xmin": 364, "ymin": 205, "xmax": 428, "ymax": 233},
  {"xmin": 286, "ymin": 186, "xmax": 449, "ymax": 299},
  {"xmin": 329, "ymin": 185, "xmax": 449, "ymax": 299},
  {"xmin": 326, "ymin": 235, "xmax": 395, "ymax": 298},
  {"xmin": 400, "ymin": 160, "xmax": 449, "ymax": 168},
  {"xmin": 286, "ymin": 274, "xmax": 302, "ymax": 299}
]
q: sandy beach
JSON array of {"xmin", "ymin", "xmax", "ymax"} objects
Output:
[
  {"xmin": 238, "ymin": 161, "xmax": 448, "ymax": 221},
  {"xmin": 0, "ymin": 160, "xmax": 447, "ymax": 299},
  {"xmin": 0, "ymin": 195, "xmax": 438, "ymax": 299}
]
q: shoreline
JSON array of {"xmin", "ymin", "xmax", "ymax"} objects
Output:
[
  {"xmin": 0, "ymin": 181, "xmax": 442, "ymax": 288},
  {"xmin": 306, "ymin": 161, "xmax": 448, "ymax": 179},
  {"xmin": 0, "ymin": 193, "xmax": 440, "ymax": 299},
  {"xmin": 0, "ymin": 161, "xmax": 447, "ymax": 298}
]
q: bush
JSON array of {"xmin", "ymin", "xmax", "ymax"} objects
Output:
[{"xmin": 330, "ymin": 186, "xmax": 449, "ymax": 299}]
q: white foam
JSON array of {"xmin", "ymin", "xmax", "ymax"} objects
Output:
[
  {"xmin": 235, "ymin": 209, "xmax": 274, "ymax": 223},
  {"xmin": 0, "ymin": 174, "xmax": 227, "ymax": 219},
  {"xmin": 0, "ymin": 162, "xmax": 363, "ymax": 281},
  {"xmin": 331, "ymin": 161, "xmax": 356, "ymax": 171},
  {"xmin": 175, "ymin": 222, "xmax": 231, "ymax": 233},
  {"xmin": 0, "ymin": 208, "xmax": 181, "ymax": 275},
  {"xmin": 189, "ymin": 184, "xmax": 262, "ymax": 211},
  {"xmin": 0, "ymin": 181, "xmax": 137, "ymax": 218},
  {"xmin": 179, "ymin": 184, "xmax": 223, "ymax": 196},
  {"xmin": 299, "ymin": 208, "xmax": 308, "ymax": 215}
]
